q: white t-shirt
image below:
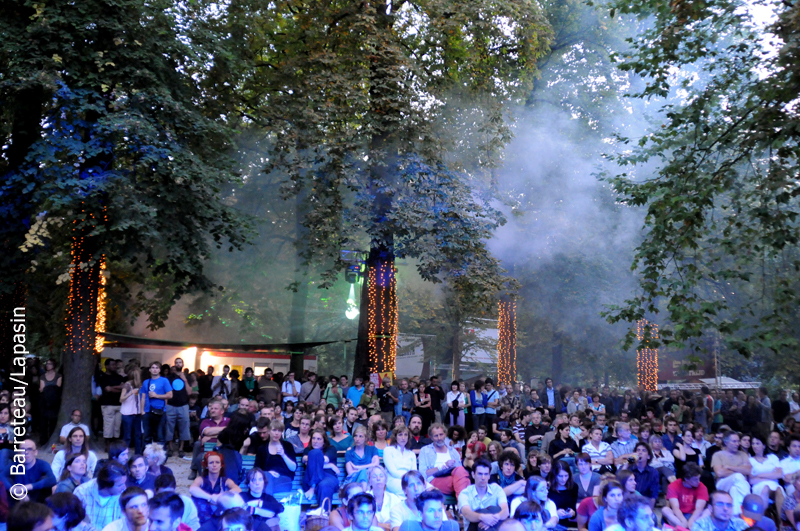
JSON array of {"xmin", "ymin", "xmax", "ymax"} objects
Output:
[{"xmin": 370, "ymin": 490, "xmax": 402, "ymax": 524}]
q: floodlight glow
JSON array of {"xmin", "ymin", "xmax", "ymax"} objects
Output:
[{"xmin": 346, "ymin": 284, "xmax": 359, "ymax": 320}]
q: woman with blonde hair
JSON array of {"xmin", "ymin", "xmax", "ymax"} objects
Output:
[
  {"xmin": 345, "ymin": 423, "xmax": 380, "ymax": 483},
  {"xmin": 120, "ymin": 367, "xmax": 144, "ymax": 454},
  {"xmin": 143, "ymin": 442, "xmax": 173, "ymax": 477},
  {"xmin": 368, "ymin": 465, "xmax": 402, "ymax": 530}
]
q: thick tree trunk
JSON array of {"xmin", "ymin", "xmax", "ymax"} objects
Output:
[
  {"xmin": 353, "ymin": 245, "xmax": 397, "ymax": 380},
  {"xmin": 51, "ymin": 233, "xmax": 101, "ymax": 446}
]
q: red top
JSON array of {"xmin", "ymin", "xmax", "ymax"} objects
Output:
[
  {"xmin": 666, "ymin": 479, "xmax": 709, "ymax": 514},
  {"xmin": 577, "ymin": 497, "xmax": 598, "ymax": 520}
]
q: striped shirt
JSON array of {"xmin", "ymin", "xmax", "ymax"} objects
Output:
[{"xmin": 74, "ymin": 479, "xmax": 123, "ymax": 530}]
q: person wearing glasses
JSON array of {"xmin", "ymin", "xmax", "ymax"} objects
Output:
[
  {"xmin": 398, "ymin": 490, "xmax": 460, "ymax": 531},
  {"xmin": 514, "ymin": 501, "xmax": 545, "ymax": 531},
  {"xmin": 688, "ymin": 491, "xmax": 748, "ymax": 531},
  {"xmin": 0, "ymin": 439, "xmax": 56, "ymax": 503}
]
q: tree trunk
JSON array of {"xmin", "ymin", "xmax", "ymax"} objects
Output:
[
  {"xmin": 51, "ymin": 232, "xmax": 101, "ymax": 446},
  {"xmin": 353, "ymin": 245, "xmax": 397, "ymax": 380},
  {"xmin": 451, "ymin": 323, "xmax": 463, "ymax": 381},
  {"xmin": 552, "ymin": 332, "xmax": 563, "ymax": 384},
  {"xmin": 288, "ymin": 192, "xmax": 308, "ymax": 377}
]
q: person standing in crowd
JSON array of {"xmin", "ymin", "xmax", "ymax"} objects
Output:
[
  {"xmin": 120, "ymin": 369, "xmax": 144, "ymax": 456},
  {"xmin": 447, "ymin": 381, "xmax": 467, "ymax": 427},
  {"xmin": 347, "ymin": 378, "xmax": 366, "ymax": 408},
  {"xmin": 280, "ymin": 371, "xmax": 301, "ymax": 407},
  {"xmin": 378, "ymin": 377, "xmax": 399, "ymax": 426},
  {"xmin": 757, "ymin": 387, "xmax": 773, "ymax": 439},
  {"xmin": 140, "ymin": 362, "xmax": 173, "ymax": 446},
  {"xmin": 395, "ymin": 379, "xmax": 414, "ymax": 425},
  {"xmin": 711, "ymin": 431, "xmax": 752, "ymax": 515},
  {"xmin": 471, "ymin": 381, "xmax": 487, "ymax": 434},
  {"xmin": 428, "ymin": 376, "xmax": 445, "ymax": 425},
  {"xmin": 211, "ymin": 366, "xmax": 232, "ymax": 401},
  {"xmin": 97, "ymin": 359, "xmax": 125, "ymax": 453},
  {"xmin": 299, "ymin": 372, "xmax": 321, "ymax": 405},
  {"xmin": 257, "ymin": 368, "xmax": 280, "ymax": 406},
  {"xmin": 165, "ymin": 360, "xmax": 191, "ymax": 459},
  {"xmin": 237, "ymin": 368, "xmax": 260, "ymax": 402},
  {"xmin": 38, "ymin": 359, "xmax": 62, "ymax": 446},
  {"xmin": 484, "ymin": 380, "xmax": 501, "ymax": 438}
]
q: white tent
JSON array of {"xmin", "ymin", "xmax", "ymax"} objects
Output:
[{"xmin": 658, "ymin": 376, "xmax": 761, "ymax": 391}]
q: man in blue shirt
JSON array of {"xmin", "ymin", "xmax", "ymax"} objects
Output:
[
  {"xmin": 629, "ymin": 442, "xmax": 661, "ymax": 507},
  {"xmin": 395, "ymin": 379, "xmax": 414, "ymax": 424},
  {"xmin": 0, "ymin": 439, "xmax": 56, "ymax": 503},
  {"xmin": 346, "ymin": 377, "xmax": 365, "ymax": 407},
  {"xmin": 140, "ymin": 361, "xmax": 173, "ymax": 445},
  {"xmin": 543, "ymin": 378, "xmax": 558, "ymax": 418}
]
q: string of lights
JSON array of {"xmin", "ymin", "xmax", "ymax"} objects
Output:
[
  {"xmin": 636, "ymin": 319, "xmax": 658, "ymax": 391},
  {"xmin": 95, "ymin": 258, "xmax": 107, "ymax": 354},
  {"xmin": 367, "ymin": 261, "xmax": 398, "ymax": 374},
  {"xmin": 65, "ymin": 209, "xmax": 105, "ymax": 358},
  {"xmin": 497, "ymin": 300, "xmax": 517, "ymax": 384}
]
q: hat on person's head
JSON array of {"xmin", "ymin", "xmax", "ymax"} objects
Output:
[{"xmin": 741, "ymin": 494, "xmax": 766, "ymax": 521}]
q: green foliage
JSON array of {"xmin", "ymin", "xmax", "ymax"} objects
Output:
[
  {"xmin": 226, "ymin": 0, "xmax": 552, "ymax": 292},
  {"xmin": 601, "ymin": 0, "xmax": 800, "ymax": 359},
  {"xmin": 1, "ymin": 0, "xmax": 251, "ymax": 343}
]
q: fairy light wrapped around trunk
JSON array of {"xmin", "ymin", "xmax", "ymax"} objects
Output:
[
  {"xmin": 636, "ymin": 319, "xmax": 658, "ymax": 391},
  {"xmin": 367, "ymin": 261, "xmax": 398, "ymax": 373},
  {"xmin": 497, "ymin": 300, "xmax": 517, "ymax": 385},
  {"xmin": 95, "ymin": 258, "xmax": 107, "ymax": 354}
]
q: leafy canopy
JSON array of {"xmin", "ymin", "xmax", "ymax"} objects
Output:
[{"xmin": 602, "ymin": 0, "xmax": 800, "ymax": 356}]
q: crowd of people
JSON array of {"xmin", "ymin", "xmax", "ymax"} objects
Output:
[{"xmin": 2, "ymin": 357, "xmax": 800, "ymax": 531}]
